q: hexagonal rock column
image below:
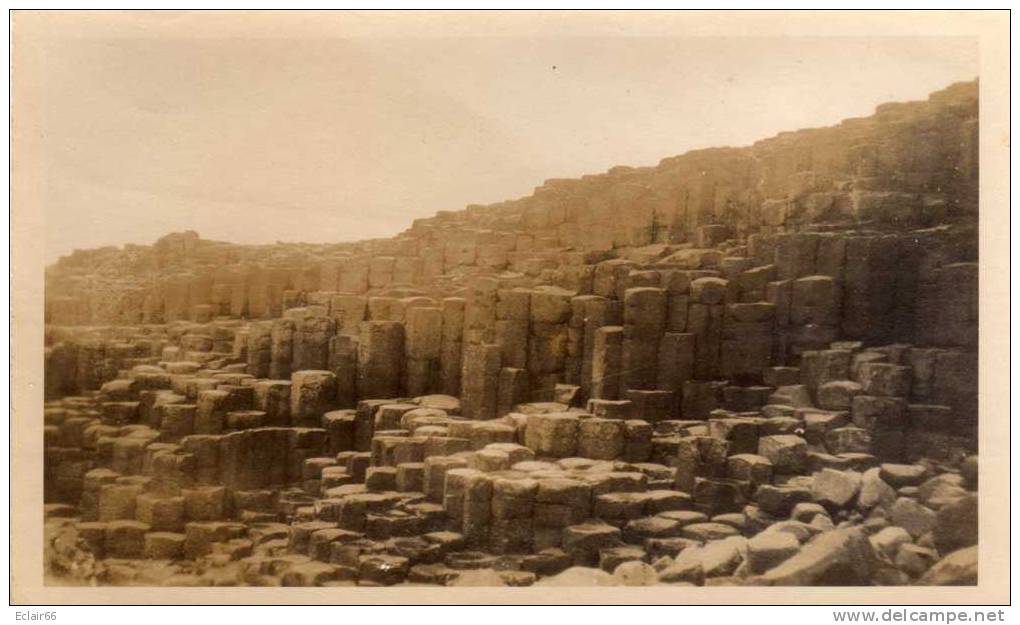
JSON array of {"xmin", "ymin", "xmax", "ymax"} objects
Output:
[
  {"xmin": 357, "ymin": 321, "xmax": 405, "ymax": 400},
  {"xmin": 245, "ymin": 321, "xmax": 272, "ymax": 379},
  {"xmin": 524, "ymin": 412, "xmax": 580, "ymax": 458},
  {"xmin": 577, "ymin": 418, "xmax": 625, "ymax": 460},
  {"xmin": 720, "ymin": 302, "xmax": 775, "ymax": 382},
  {"xmin": 439, "ymin": 297, "xmax": 466, "ymax": 397},
  {"xmin": 790, "ymin": 275, "xmax": 840, "ymax": 354},
  {"xmin": 800, "ymin": 349, "xmax": 852, "ymax": 401},
  {"xmin": 689, "ymin": 277, "xmax": 727, "ymax": 379},
  {"xmin": 621, "ymin": 287, "xmax": 667, "ymax": 393},
  {"xmin": 404, "ymin": 306, "xmax": 443, "ymax": 397},
  {"xmin": 495, "ymin": 288, "xmax": 531, "ymax": 370},
  {"xmin": 194, "ymin": 390, "xmax": 229, "ymax": 434},
  {"xmin": 463, "ymin": 278, "xmax": 498, "ymax": 346},
  {"xmin": 338, "ymin": 258, "xmax": 369, "ymax": 294},
  {"xmin": 269, "ymin": 318, "xmax": 295, "ymax": 380},
  {"xmin": 330, "ymin": 293, "xmax": 367, "ymax": 337},
  {"xmin": 291, "ymin": 311, "xmax": 336, "ymax": 372},
  {"xmin": 328, "ymin": 334, "xmax": 358, "ymax": 409},
  {"xmin": 574, "ymin": 295, "xmax": 619, "ymax": 400},
  {"xmin": 528, "ymin": 287, "xmax": 573, "ymax": 400},
  {"xmin": 290, "ymin": 371, "xmax": 337, "ymax": 428},
  {"xmin": 460, "ymin": 343, "xmax": 501, "ymax": 420},
  {"xmin": 656, "ymin": 332, "xmax": 695, "ymax": 400},
  {"xmin": 591, "ymin": 326, "xmax": 624, "ymax": 400},
  {"xmin": 497, "ymin": 367, "xmax": 530, "ymax": 416},
  {"xmin": 252, "ymin": 380, "xmax": 291, "ymax": 426}
]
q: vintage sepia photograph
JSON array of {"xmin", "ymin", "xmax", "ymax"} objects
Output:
[{"xmin": 9, "ymin": 9, "xmax": 1011, "ymax": 607}]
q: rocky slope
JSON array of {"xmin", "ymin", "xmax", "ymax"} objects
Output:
[{"xmin": 41, "ymin": 80, "xmax": 979, "ymax": 588}]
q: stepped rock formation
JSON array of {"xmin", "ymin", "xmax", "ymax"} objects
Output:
[{"xmin": 42, "ymin": 81, "xmax": 979, "ymax": 587}]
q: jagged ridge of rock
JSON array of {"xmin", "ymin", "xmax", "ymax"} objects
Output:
[{"xmin": 45, "ymin": 80, "xmax": 977, "ymax": 328}]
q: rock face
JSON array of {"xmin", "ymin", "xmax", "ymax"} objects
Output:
[
  {"xmin": 919, "ymin": 546, "xmax": 978, "ymax": 586},
  {"xmin": 761, "ymin": 528, "xmax": 875, "ymax": 586},
  {"xmin": 40, "ymin": 81, "xmax": 979, "ymax": 588}
]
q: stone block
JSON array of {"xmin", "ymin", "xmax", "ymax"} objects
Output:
[{"xmin": 524, "ymin": 413, "xmax": 580, "ymax": 458}]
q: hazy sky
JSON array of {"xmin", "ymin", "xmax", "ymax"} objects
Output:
[{"xmin": 15, "ymin": 12, "xmax": 978, "ymax": 263}]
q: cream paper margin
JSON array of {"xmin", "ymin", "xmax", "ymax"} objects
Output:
[{"xmin": 10, "ymin": 9, "xmax": 1010, "ymax": 605}]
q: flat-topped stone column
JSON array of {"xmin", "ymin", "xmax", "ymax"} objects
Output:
[
  {"xmin": 357, "ymin": 321, "xmax": 404, "ymax": 400},
  {"xmin": 461, "ymin": 343, "xmax": 501, "ymax": 420},
  {"xmin": 405, "ymin": 306, "xmax": 443, "ymax": 396}
]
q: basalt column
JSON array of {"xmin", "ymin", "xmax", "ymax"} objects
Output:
[
  {"xmin": 590, "ymin": 326, "xmax": 624, "ymax": 400},
  {"xmin": 328, "ymin": 334, "xmax": 358, "ymax": 408},
  {"xmin": 291, "ymin": 309, "xmax": 336, "ymax": 372},
  {"xmin": 527, "ymin": 287, "xmax": 573, "ymax": 401},
  {"xmin": 357, "ymin": 321, "xmax": 405, "ymax": 400},
  {"xmin": 439, "ymin": 297, "xmax": 466, "ymax": 397},
  {"xmin": 404, "ymin": 306, "xmax": 443, "ymax": 396},
  {"xmin": 495, "ymin": 288, "xmax": 530, "ymax": 371},
  {"xmin": 461, "ymin": 344, "xmax": 501, "ymax": 420},
  {"xmin": 495, "ymin": 288, "xmax": 532, "ymax": 407},
  {"xmin": 330, "ymin": 294, "xmax": 367, "ymax": 338},
  {"xmin": 621, "ymin": 287, "xmax": 667, "ymax": 392},
  {"xmin": 269, "ymin": 318, "xmax": 295, "ymax": 381},
  {"xmin": 689, "ymin": 277, "xmax": 727, "ymax": 379},
  {"xmin": 459, "ymin": 278, "xmax": 500, "ymax": 416},
  {"xmin": 463, "ymin": 277, "xmax": 498, "ymax": 347},
  {"xmin": 720, "ymin": 302, "xmax": 776, "ymax": 382},
  {"xmin": 576, "ymin": 295, "xmax": 620, "ymax": 401}
]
